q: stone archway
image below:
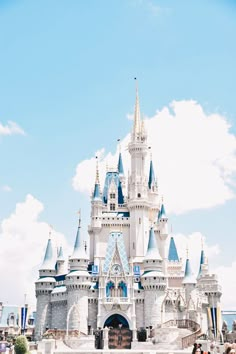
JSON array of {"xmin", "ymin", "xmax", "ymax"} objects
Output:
[
  {"xmin": 104, "ymin": 314, "xmax": 132, "ymax": 350},
  {"xmin": 104, "ymin": 314, "xmax": 129, "ymax": 328}
]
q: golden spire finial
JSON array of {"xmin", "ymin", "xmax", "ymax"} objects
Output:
[
  {"xmin": 95, "ymin": 156, "xmax": 100, "ymax": 184},
  {"xmin": 186, "ymin": 245, "xmax": 189, "ymax": 259},
  {"xmin": 148, "ymin": 146, "xmax": 152, "ymax": 160}
]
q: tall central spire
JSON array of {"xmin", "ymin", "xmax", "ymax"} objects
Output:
[{"xmin": 133, "ymin": 78, "xmax": 141, "ymax": 139}]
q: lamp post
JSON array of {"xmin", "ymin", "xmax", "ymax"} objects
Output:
[{"xmin": 54, "ymin": 327, "xmax": 57, "ymax": 349}]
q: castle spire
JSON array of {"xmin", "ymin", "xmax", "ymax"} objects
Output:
[
  {"xmin": 70, "ymin": 214, "xmax": 88, "ymax": 261},
  {"xmin": 197, "ymin": 239, "xmax": 205, "ymax": 278},
  {"xmin": 145, "ymin": 227, "xmax": 162, "ymax": 261},
  {"xmin": 168, "ymin": 236, "xmax": 179, "ymax": 262},
  {"xmin": 39, "ymin": 237, "xmax": 55, "ymax": 271},
  {"xmin": 93, "ymin": 156, "xmax": 101, "ymax": 200},
  {"xmin": 148, "ymin": 159, "xmax": 155, "ymax": 190},
  {"xmin": 182, "ymin": 253, "xmax": 196, "ymax": 284},
  {"xmin": 133, "ymin": 78, "xmax": 141, "ymax": 139}
]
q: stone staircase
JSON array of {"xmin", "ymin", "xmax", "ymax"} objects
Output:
[{"xmin": 150, "ymin": 327, "xmax": 192, "ymax": 350}]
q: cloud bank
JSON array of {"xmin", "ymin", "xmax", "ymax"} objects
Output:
[
  {"xmin": 73, "ymin": 100, "xmax": 236, "ymax": 214},
  {"xmin": 0, "ymin": 194, "xmax": 68, "ymax": 307},
  {"xmin": 0, "ymin": 121, "xmax": 25, "ymax": 136}
]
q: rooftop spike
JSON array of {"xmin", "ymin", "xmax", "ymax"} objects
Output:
[
  {"xmin": 40, "ymin": 238, "xmax": 55, "ymax": 270},
  {"xmin": 118, "ymin": 152, "xmax": 124, "ymax": 175},
  {"xmin": 168, "ymin": 236, "xmax": 179, "ymax": 262},
  {"xmin": 133, "ymin": 78, "xmax": 141, "ymax": 138},
  {"xmin": 145, "ymin": 227, "xmax": 162, "ymax": 260},
  {"xmin": 148, "ymin": 159, "xmax": 155, "ymax": 189},
  {"xmin": 93, "ymin": 157, "xmax": 101, "ymax": 200},
  {"xmin": 70, "ymin": 217, "xmax": 88, "ymax": 260},
  {"xmin": 159, "ymin": 202, "xmax": 167, "ymax": 220},
  {"xmin": 197, "ymin": 248, "xmax": 205, "ymax": 278},
  {"xmin": 57, "ymin": 246, "xmax": 64, "ymax": 261},
  {"xmin": 182, "ymin": 257, "xmax": 196, "ymax": 284}
]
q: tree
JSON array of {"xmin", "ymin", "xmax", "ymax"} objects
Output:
[{"xmin": 14, "ymin": 336, "xmax": 28, "ymax": 354}]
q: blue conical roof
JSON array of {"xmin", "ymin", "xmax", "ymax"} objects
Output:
[
  {"xmin": 70, "ymin": 225, "xmax": 88, "ymax": 260},
  {"xmin": 118, "ymin": 152, "xmax": 124, "ymax": 175},
  {"xmin": 40, "ymin": 239, "xmax": 55, "ymax": 270},
  {"xmin": 159, "ymin": 203, "xmax": 167, "ymax": 220},
  {"xmin": 145, "ymin": 227, "xmax": 162, "ymax": 260},
  {"xmin": 182, "ymin": 258, "xmax": 196, "ymax": 284},
  {"xmin": 57, "ymin": 246, "xmax": 65, "ymax": 261},
  {"xmin": 93, "ymin": 183, "xmax": 101, "ymax": 200},
  {"xmin": 168, "ymin": 237, "xmax": 179, "ymax": 261},
  {"xmin": 148, "ymin": 160, "xmax": 155, "ymax": 189},
  {"xmin": 197, "ymin": 249, "xmax": 205, "ymax": 278}
]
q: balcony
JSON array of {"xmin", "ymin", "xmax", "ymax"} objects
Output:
[{"xmin": 102, "ymin": 297, "xmax": 131, "ymax": 311}]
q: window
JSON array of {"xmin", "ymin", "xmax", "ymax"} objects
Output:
[
  {"xmin": 110, "ymin": 203, "xmax": 115, "ymax": 211},
  {"xmin": 137, "ymin": 193, "xmax": 141, "ymax": 198},
  {"xmin": 110, "ymin": 193, "xmax": 116, "ymax": 199}
]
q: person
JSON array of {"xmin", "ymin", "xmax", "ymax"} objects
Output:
[{"xmin": 192, "ymin": 343, "xmax": 198, "ymax": 354}]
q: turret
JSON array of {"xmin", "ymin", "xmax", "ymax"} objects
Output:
[
  {"xmin": 128, "ymin": 81, "xmax": 150, "ymax": 259},
  {"xmin": 39, "ymin": 238, "xmax": 56, "ymax": 278},
  {"xmin": 56, "ymin": 246, "xmax": 66, "ymax": 275},
  {"xmin": 65, "ymin": 219, "xmax": 91, "ymax": 335},
  {"xmin": 157, "ymin": 201, "xmax": 169, "ymax": 260},
  {"xmin": 35, "ymin": 236, "xmax": 56, "ymax": 339},
  {"xmin": 142, "ymin": 227, "xmax": 166, "ymax": 327},
  {"xmin": 69, "ymin": 218, "xmax": 89, "ymax": 271}
]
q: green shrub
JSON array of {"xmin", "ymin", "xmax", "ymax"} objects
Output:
[{"xmin": 14, "ymin": 336, "xmax": 28, "ymax": 354}]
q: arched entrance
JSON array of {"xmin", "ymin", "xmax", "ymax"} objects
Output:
[
  {"xmin": 104, "ymin": 314, "xmax": 129, "ymax": 328},
  {"xmin": 104, "ymin": 314, "xmax": 132, "ymax": 349}
]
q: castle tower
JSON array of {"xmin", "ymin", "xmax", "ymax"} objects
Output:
[
  {"xmin": 182, "ymin": 253, "xmax": 197, "ymax": 320},
  {"xmin": 148, "ymin": 154, "xmax": 159, "ymax": 215},
  {"xmin": 128, "ymin": 82, "xmax": 150, "ymax": 260},
  {"xmin": 65, "ymin": 218, "xmax": 91, "ymax": 335},
  {"xmin": 167, "ymin": 236, "xmax": 184, "ymax": 287},
  {"xmin": 157, "ymin": 202, "xmax": 169, "ymax": 263},
  {"xmin": 56, "ymin": 246, "xmax": 66, "ymax": 275},
  {"xmin": 141, "ymin": 227, "xmax": 166, "ymax": 327},
  {"xmin": 89, "ymin": 158, "xmax": 103, "ymax": 263},
  {"xmin": 35, "ymin": 237, "xmax": 56, "ymax": 339}
]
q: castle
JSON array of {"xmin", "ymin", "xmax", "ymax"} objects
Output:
[{"xmin": 35, "ymin": 87, "xmax": 222, "ymax": 341}]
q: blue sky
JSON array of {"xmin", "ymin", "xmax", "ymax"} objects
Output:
[{"xmin": 0, "ymin": 0, "xmax": 236, "ymax": 309}]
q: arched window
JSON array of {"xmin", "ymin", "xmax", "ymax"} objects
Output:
[
  {"xmin": 118, "ymin": 281, "xmax": 127, "ymax": 297},
  {"xmin": 9, "ymin": 314, "xmax": 15, "ymax": 326},
  {"xmin": 106, "ymin": 281, "xmax": 115, "ymax": 297}
]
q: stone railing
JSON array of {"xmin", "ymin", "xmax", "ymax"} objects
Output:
[
  {"xmin": 103, "ymin": 297, "xmax": 129, "ymax": 303},
  {"xmin": 162, "ymin": 319, "xmax": 201, "ymax": 348}
]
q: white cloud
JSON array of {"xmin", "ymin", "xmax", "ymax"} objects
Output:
[
  {"xmin": 72, "ymin": 100, "xmax": 236, "ymax": 214},
  {"xmin": 0, "ymin": 195, "xmax": 68, "ymax": 308},
  {"xmin": 0, "ymin": 121, "xmax": 25, "ymax": 136},
  {"xmin": 2, "ymin": 185, "xmax": 12, "ymax": 192},
  {"xmin": 215, "ymin": 262, "xmax": 236, "ymax": 310}
]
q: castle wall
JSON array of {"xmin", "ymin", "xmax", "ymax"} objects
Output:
[
  {"xmin": 51, "ymin": 301, "xmax": 67, "ymax": 330},
  {"xmin": 144, "ymin": 291, "xmax": 165, "ymax": 327},
  {"xmin": 88, "ymin": 299, "xmax": 98, "ymax": 330},
  {"xmin": 135, "ymin": 300, "xmax": 144, "ymax": 329},
  {"xmin": 67, "ymin": 289, "xmax": 89, "ymax": 334},
  {"xmin": 35, "ymin": 294, "xmax": 52, "ymax": 339}
]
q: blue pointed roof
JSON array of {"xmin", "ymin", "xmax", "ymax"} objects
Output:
[
  {"xmin": 159, "ymin": 203, "xmax": 167, "ymax": 220},
  {"xmin": 148, "ymin": 160, "xmax": 155, "ymax": 189},
  {"xmin": 103, "ymin": 232, "xmax": 129, "ymax": 273},
  {"xmin": 93, "ymin": 183, "xmax": 101, "ymax": 200},
  {"xmin": 182, "ymin": 258, "xmax": 196, "ymax": 284},
  {"xmin": 40, "ymin": 238, "xmax": 55, "ymax": 270},
  {"xmin": 145, "ymin": 227, "xmax": 162, "ymax": 260},
  {"xmin": 118, "ymin": 153, "xmax": 124, "ymax": 175},
  {"xmin": 102, "ymin": 171, "xmax": 124, "ymax": 204},
  {"xmin": 197, "ymin": 249, "xmax": 205, "ymax": 278},
  {"xmin": 70, "ymin": 225, "xmax": 88, "ymax": 260},
  {"xmin": 57, "ymin": 246, "xmax": 64, "ymax": 261},
  {"xmin": 168, "ymin": 237, "xmax": 179, "ymax": 261}
]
